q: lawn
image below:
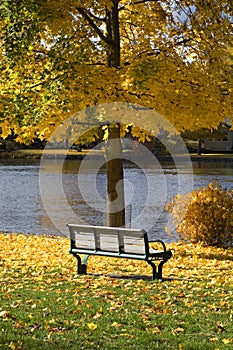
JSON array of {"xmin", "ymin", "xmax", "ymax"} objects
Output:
[{"xmin": 0, "ymin": 233, "xmax": 232, "ymax": 349}]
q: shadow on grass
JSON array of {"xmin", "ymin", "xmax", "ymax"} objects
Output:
[{"xmin": 82, "ymin": 272, "xmax": 184, "ymax": 282}]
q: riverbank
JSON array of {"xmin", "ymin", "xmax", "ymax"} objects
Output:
[
  {"xmin": 0, "ymin": 233, "xmax": 233, "ymax": 349},
  {"xmin": 1, "ymin": 149, "xmax": 233, "ymax": 162}
]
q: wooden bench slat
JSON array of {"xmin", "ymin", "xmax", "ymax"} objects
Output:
[
  {"xmin": 123, "ymin": 246, "xmax": 145, "ymax": 254},
  {"xmin": 74, "ymin": 237, "xmax": 95, "ymax": 249}
]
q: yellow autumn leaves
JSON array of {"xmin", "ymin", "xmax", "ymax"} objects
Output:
[
  {"xmin": 0, "ymin": 232, "xmax": 233, "ymax": 350},
  {"xmin": 88, "ymin": 322, "xmax": 97, "ymax": 331},
  {"xmin": 1, "ymin": 232, "xmax": 233, "ymax": 285},
  {"xmin": 166, "ymin": 183, "xmax": 233, "ymax": 248},
  {"xmin": 0, "ymin": 234, "xmax": 74, "ymax": 277}
]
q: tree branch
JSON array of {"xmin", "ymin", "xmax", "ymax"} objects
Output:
[
  {"xmin": 85, "ymin": 9, "xmax": 106, "ymax": 23},
  {"xmin": 29, "ymin": 73, "xmax": 64, "ymax": 90},
  {"xmin": 127, "ymin": 90, "xmax": 156, "ymax": 98},
  {"xmin": 76, "ymin": 7, "xmax": 113, "ymax": 46},
  {"xmin": 129, "ymin": 0, "xmax": 159, "ymax": 5}
]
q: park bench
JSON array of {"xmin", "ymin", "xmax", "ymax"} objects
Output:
[{"xmin": 67, "ymin": 224, "xmax": 172, "ymax": 280}]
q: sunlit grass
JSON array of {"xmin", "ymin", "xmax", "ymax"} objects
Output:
[{"xmin": 0, "ymin": 233, "xmax": 232, "ymax": 349}]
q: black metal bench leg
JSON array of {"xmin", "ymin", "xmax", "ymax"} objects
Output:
[
  {"xmin": 157, "ymin": 261, "xmax": 166, "ymax": 280},
  {"xmin": 147, "ymin": 260, "xmax": 166, "ymax": 280},
  {"xmin": 78, "ymin": 263, "xmax": 87, "ymax": 274},
  {"xmin": 73, "ymin": 254, "xmax": 89, "ymax": 275},
  {"xmin": 147, "ymin": 260, "xmax": 159, "ymax": 280}
]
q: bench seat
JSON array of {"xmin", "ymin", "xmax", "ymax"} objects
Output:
[{"xmin": 68, "ymin": 224, "xmax": 172, "ymax": 280}]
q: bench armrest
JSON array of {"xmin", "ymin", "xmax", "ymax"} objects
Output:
[{"xmin": 149, "ymin": 239, "xmax": 167, "ymax": 252}]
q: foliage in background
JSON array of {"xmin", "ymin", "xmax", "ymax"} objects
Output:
[{"xmin": 166, "ymin": 183, "xmax": 233, "ymax": 248}]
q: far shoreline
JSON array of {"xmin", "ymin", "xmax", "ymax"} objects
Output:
[{"xmin": 1, "ymin": 149, "xmax": 233, "ymax": 163}]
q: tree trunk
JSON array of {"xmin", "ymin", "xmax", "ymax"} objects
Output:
[
  {"xmin": 106, "ymin": 124, "xmax": 125, "ymax": 227},
  {"xmin": 77, "ymin": 2, "xmax": 125, "ymax": 227},
  {"xmin": 105, "ymin": 2, "xmax": 125, "ymax": 227},
  {"xmin": 106, "ymin": 1, "xmax": 120, "ymax": 68}
]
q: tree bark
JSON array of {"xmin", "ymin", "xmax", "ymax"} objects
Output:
[
  {"xmin": 105, "ymin": 2, "xmax": 125, "ymax": 227},
  {"xmin": 106, "ymin": 1, "xmax": 120, "ymax": 67},
  {"xmin": 106, "ymin": 124, "xmax": 125, "ymax": 227}
]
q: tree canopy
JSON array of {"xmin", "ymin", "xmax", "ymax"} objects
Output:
[{"xmin": 0, "ymin": 0, "xmax": 232, "ymax": 143}]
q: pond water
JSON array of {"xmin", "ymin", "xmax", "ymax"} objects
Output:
[{"xmin": 0, "ymin": 157, "xmax": 232, "ymax": 242}]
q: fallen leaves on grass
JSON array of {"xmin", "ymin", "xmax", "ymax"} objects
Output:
[
  {"xmin": 0, "ymin": 233, "xmax": 233, "ymax": 286},
  {"xmin": 88, "ymin": 322, "xmax": 97, "ymax": 330},
  {"xmin": 0, "ymin": 233, "xmax": 233, "ymax": 350},
  {"xmin": 222, "ymin": 338, "xmax": 233, "ymax": 344}
]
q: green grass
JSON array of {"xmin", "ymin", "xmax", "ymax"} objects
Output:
[
  {"xmin": 1, "ymin": 234, "xmax": 232, "ymax": 349},
  {"xmin": 0, "ymin": 272, "xmax": 232, "ymax": 349}
]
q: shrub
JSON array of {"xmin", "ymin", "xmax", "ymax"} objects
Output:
[{"xmin": 165, "ymin": 182, "xmax": 233, "ymax": 247}]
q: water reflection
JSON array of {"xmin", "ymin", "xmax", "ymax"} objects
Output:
[{"xmin": 0, "ymin": 159, "xmax": 232, "ymax": 242}]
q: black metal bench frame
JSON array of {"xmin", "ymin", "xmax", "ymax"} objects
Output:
[{"xmin": 67, "ymin": 224, "xmax": 172, "ymax": 280}]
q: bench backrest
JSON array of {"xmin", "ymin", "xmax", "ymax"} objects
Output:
[{"xmin": 67, "ymin": 224, "xmax": 149, "ymax": 256}]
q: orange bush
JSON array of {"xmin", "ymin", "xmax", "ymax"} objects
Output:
[{"xmin": 166, "ymin": 183, "xmax": 233, "ymax": 247}]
